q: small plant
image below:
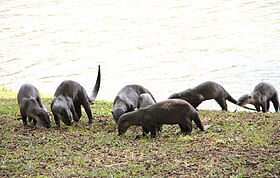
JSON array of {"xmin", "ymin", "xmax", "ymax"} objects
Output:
[{"xmin": 0, "ymin": 88, "xmax": 279, "ymax": 177}]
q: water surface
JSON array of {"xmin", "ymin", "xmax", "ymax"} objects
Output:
[{"xmin": 1, "ymin": 0, "xmax": 280, "ymax": 110}]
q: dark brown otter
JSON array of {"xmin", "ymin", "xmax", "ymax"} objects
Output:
[
  {"xmin": 17, "ymin": 84, "xmax": 51, "ymax": 128},
  {"xmin": 118, "ymin": 99, "xmax": 205, "ymax": 138},
  {"xmin": 50, "ymin": 65, "xmax": 101, "ymax": 127},
  {"xmin": 137, "ymin": 93, "xmax": 162, "ymax": 133},
  {"xmin": 238, "ymin": 82, "xmax": 279, "ymax": 112},
  {"xmin": 112, "ymin": 85, "xmax": 156, "ymax": 123},
  {"xmin": 169, "ymin": 81, "xmax": 255, "ymax": 111}
]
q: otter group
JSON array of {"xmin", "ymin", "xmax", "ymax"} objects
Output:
[{"xmin": 16, "ymin": 65, "xmax": 279, "ymax": 138}]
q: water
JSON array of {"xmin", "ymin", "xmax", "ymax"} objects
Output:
[{"xmin": 1, "ymin": 0, "xmax": 280, "ymax": 110}]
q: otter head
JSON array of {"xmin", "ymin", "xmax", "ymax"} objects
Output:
[
  {"xmin": 117, "ymin": 113, "xmax": 132, "ymax": 136},
  {"xmin": 168, "ymin": 93, "xmax": 181, "ymax": 99},
  {"xmin": 170, "ymin": 89, "xmax": 201, "ymax": 108},
  {"xmin": 237, "ymin": 94, "xmax": 251, "ymax": 106},
  {"xmin": 112, "ymin": 107, "xmax": 125, "ymax": 124},
  {"xmin": 35, "ymin": 109, "xmax": 51, "ymax": 128},
  {"xmin": 238, "ymin": 92, "xmax": 261, "ymax": 106},
  {"xmin": 51, "ymin": 97, "xmax": 73, "ymax": 126},
  {"xmin": 51, "ymin": 104, "xmax": 72, "ymax": 126},
  {"xmin": 60, "ymin": 107, "xmax": 72, "ymax": 126}
]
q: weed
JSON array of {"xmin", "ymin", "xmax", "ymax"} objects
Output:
[{"xmin": 0, "ymin": 88, "xmax": 279, "ymax": 177}]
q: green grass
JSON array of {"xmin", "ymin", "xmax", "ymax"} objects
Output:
[{"xmin": 0, "ymin": 88, "xmax": 279, "ymax": 177}]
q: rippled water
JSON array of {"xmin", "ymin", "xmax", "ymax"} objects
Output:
[{"xmin": 1, "ymin": 0, "xmax": 280, "ymax": 110}]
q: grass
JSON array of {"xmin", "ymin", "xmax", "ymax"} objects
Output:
[{"xmin": 0, "ymin": 88, "xmax": 279, "ymax": 177}]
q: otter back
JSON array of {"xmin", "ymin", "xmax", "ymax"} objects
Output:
[
  {"xmin": 238, "ymin": 82, "xmax": 279, "ymax": 112},
  {"xmin": 112, "ymin": 84, "xmax": 156, "ymax": 123},
  {"xmin": 17, "ymin": 84, "xmax": 50, "ymax": 128},
  {"xmin": 169, "ymin": 81, "xmax": 255, "ymax": 111},
  {"xmin": 118, "ymin": 99, "xmax": 205, "ymax": 138},
  {"xmin": 51, "ymin": 65, "xmax": 101, "ymax": 127}
]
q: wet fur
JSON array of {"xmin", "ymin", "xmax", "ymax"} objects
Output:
[
  {"xmin": 238, "ymin": 82, "xmax": 279, "ymax": 112},
  {"xmin": 112, "ymin": 85, "xmax": 156, "ymax": 123},
  {"xmin": 17, "ymin": 84, "xmax": 50, "ymax": 128},
  {"xmin": 51, "ymin": 65, "xmax": 101, "ymax": 127},
  {"xmin": 118, "ymin": 99, "xmax": 205, "ymax": 138}
]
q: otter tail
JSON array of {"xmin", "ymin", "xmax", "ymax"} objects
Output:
[
  {"xmin": 193, "ymin": 113, "xmax": 204, "ymax": 131},
  {"xmin": 227, "ymin": 94, "xmax": 256, "ymax": 111},
  {"xmin": 148, "ymin": 92, "xmax": 157, "ymax": 103},
  {"xmin": 89, "ymin": 65, "xmax": 101, "ymax": 103}
]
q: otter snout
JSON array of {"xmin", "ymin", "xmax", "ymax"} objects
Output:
[
  {"xmin": 168, "ymin": 93, "xmax": 180, "ymax": 99},
  {"xmin": 37, "ymin": 110, "xmax": 51, "ymax": 128},
  {"xmin": 237, "ymin": 94, "xmax": 250, "ymax": 106},
  {"xmin": 57, "ymin": 107, "xmax": 72, "ymax": 126}
]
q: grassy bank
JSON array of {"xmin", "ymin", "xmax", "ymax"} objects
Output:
[{"xmin": 0, "ymin": 89, "xmax": 279, "ymax": 177}]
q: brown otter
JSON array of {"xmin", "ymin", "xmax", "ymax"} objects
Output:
[
  {"xmin": 238, "ymin": 82, "xmax": 279, "ymax": 112},
  {"xmin": 17, "ymin": 84, "xmax": 51, "ymax": 128},
  {"xmin": 169, "ymin": 81, "xmax": 255, "ymax": 111},
  {"xmin": 118, "ymin": 99, "xmax": 205, "ymax": 138},
  {"xmin": 50, "ymin": 65, "xmax": 101, "ymax": 127},
  {"xmin": 137, "ymin": 93, "xmax": 162, "ymax": 134},
  {"xmin": 112, "ymin": 85, "xmax": 156, "ymax": 123}
]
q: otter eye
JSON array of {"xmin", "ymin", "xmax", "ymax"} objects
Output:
[
  {"xmin": 37, "ymin": 114, "xmax": 40, "ymax": 117},
  {"xmin": 121, "ymin": 120, "xmax": 125, "ymax": 123},
  {"xmin": 248, "ymin": 96, "xmax": 251, "ymax": 99}
]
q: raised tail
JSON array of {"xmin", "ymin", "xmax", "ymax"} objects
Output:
[
  {"xmin": 89, "ymin": 65, "xmax": 101, "ymax": 103},
  {"xmin": 227, "ymin": 94, "xmax": 256, "ymax": 111}
]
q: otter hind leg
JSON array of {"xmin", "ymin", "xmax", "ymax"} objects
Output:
[
  {"xmin": 215, "ymin": 98, "xmax": 228, "ymax": 111},
  {"xmin": 254, "ymin": 105, "xmax": 261, "ymax": 112},
  {"xmin": 261, "ymin": 102, "xmax": 268, "ymax": 113},
  {"xmin": 82, "ymin": 102, "xmax": 93, "ymax": 125},
  {"xmin": 74, "ymin": 104, "xmax": 82, "ymax": 119},
  {"xmin": 178, "ymin": 121, "xmax": 192, "ymax": 136},
  {"xmin": 271, "ymin": 95, "xmax": 279, "ymax": 112},
  {"xmin": 142, "ymin": 126, "xmax": 150, "ymax": 137},
  {"xmin": 267, "ymin": 101, "xmax": 270, "ymax": 111}
]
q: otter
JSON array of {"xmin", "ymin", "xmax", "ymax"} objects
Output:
[
  {"xmin": 17, "ymin": 84, "xmax": 51, "ymax": 128},
  {"xmin": 138, "ymin": 93, "xmax": 156, "ymax": 108},
  {"xmin": 169, "ymin": 81, "xmax": 255, "ymax": 111},
  {"xmin": 118, "ymin": 99, "xmax": 205, "ymax": 138},
  {"xmin": 112, "ymin": 85, "xmax": 156, "ymax": 123},
  {"xmin": 50, "ymin": 65, "xmax": 101, "ymax": 127},
  {"xmin": 137, "ymin": 93, "xmax": 162, "ymax": 133},
  {"xmin": 238, "ymin": 82, "xmax": 279, "ymax": 112}
]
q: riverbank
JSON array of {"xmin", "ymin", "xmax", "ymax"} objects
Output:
[{"xmin": 0, "ymin": 89, "xmax": 279, "ymax": 177}]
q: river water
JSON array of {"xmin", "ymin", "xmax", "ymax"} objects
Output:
[{"xmin": 1, "ymin": 0, "xmax": 280, "ymax": 110}]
